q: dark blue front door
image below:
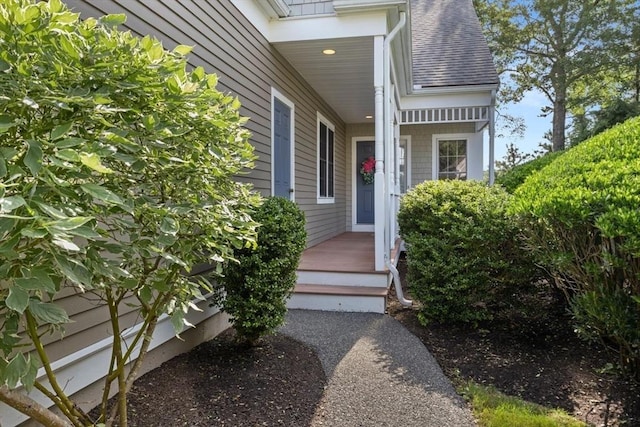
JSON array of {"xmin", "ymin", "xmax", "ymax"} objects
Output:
[
  {"xmin": 273, "ymin": 98, "xmax": 291, "ymax": 199},
  {"xmin": 356, "ymin": 140, "xmax": 375, "ymax": 224}
]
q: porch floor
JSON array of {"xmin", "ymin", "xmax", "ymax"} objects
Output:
[{"xmin": 298, "ymin": 232, "xmax": 376, "ymax": 274}]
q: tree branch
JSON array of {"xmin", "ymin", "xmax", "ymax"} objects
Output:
[{"xmin": 0, "ymin": 385, "xmax": 72, "ymax": 427}]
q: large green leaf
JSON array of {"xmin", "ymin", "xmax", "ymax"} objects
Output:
[
  {"xmin": 23, "ymin": 140, "xmax": 43, "ymax": 175},
  {"xmin": 80, "ymin": 183, "xmax": 122, "ymax": 205},
  {"xmin": 46, "ymin": 216, "xmax": 93, "ymax": 231},
  {"xmin": 54, "ymin": 254, "xmax": 92, "ymax": 288},
  {"xmin": 0, "ymin": 196, "xmax": 26, "ymax": 213},
  {"xmin": 4, "ymin": 353, "xmax": 28, "ymax": 389},
  {"xmin": 0, "ymin": 115, "xmax": 15, "ymax": 134},
  {"xmin": 16, "ymin": 269, "xmax": 56, "ymax": 293},
  {"xmin": 51, "ymin": 122, "xmax": 73, "ymax": 140},
  {"xmin": 6, "ymin": 287, "xmax": 29, "ymax": 314},
  {"xmin": 28, "ymin": 300, "xmax": 70, "ymax": 325},
  {"xmin": 80, "ymin": 152, "xmax": 113, "ymax": 174}
]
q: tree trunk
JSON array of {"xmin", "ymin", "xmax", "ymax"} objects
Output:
[
  {"xmin": 0, "ymin": 386, "xmax": 72, "ymax": 427},
  {"xmin": 552, "ymin": 97, "xmax": 567, "ymax": 151}
]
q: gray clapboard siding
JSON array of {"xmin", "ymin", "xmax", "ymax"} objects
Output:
[
  {"xmin": 38, "ymin": 0, "xmax": 347, "ymax": 368},
  {"xmin": 65, "ymin": 0, "xmax": 348, "ymax": 248}
]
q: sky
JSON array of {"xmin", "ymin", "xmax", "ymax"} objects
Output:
[{"xmin": 487, "ymin": 89, "xmax": 553, "ymax": 168}]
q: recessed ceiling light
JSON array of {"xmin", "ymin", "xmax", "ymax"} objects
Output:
[
  {"xmin": 322, "ymin": 49, "xmax": 336, "ymax": 55},
  {"xmin": 365, "ymin": 115, "xmax": 373, "ymax": 119}
]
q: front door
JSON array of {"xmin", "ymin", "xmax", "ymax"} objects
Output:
[
  {"xmin": 273, "ymin": 97, "xmax": 291, "ymax": 199},
  {"xmin": 356, "ymin": 140, "xmax": 375, "ymax": 224}
]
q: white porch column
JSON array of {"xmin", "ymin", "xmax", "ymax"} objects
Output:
[
  {"xmin": 488, "ymin": 89, "xmax": 497, "ymax": 185},
  {"xmin": 373, "ymin": 35, "xmax": 385, "ymax": 271}
]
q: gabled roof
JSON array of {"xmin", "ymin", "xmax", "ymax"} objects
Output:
[{"xmin": 410, "ymin": 0, "xmax": 499, "ymax": 88}]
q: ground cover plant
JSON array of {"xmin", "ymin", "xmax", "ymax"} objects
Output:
[
  {"xmin": 0, "ymin": 1, "xmax": 259, "ymax": 425},
  {"xmin": 512, "ymin": 116, "xmax": 640, "ymax": 378},
  {"xmin": 461, "ymin": 381, "xmax": 586, "ymax": 427}
]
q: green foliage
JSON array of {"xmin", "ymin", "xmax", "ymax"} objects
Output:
[
  {"xmin": 474, "ymin": 0, "xmax": 639, "ymax": 151},
  {"xmin": 462, "ymin": 381, "xmax": 587, "ymax": 427},
  {"xmin": 216, "ymin": 197, "xmax": 306, "ymax": 344},
  {"xmin": 398, "ymin": 180, "xmax": 538, "ymax": 325},
  {"xmin": 571, "ymin": 99, "xmax": 640, "ymax": 145},
  {"xmin": 512, "ymin": 116, "xmax": 640, "ymax": 378},
  {"xmin": 0, "ymin": 0, "xmax": 259, "ymax": 424},
  {"xmin": 495, "ymin": 151, "xmax": 564, "ymax": 193}
]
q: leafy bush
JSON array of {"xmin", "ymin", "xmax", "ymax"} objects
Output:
[
  {"xmin": 398, "ymin": 180, "xmax": 538, "ymax": 325},
  {"xmin": 495, "ymin": 151, "xmax": 564, "ymax": 193},
  {"xmin": 0, "ymin": 1, "xmax": 259, "ymax": 425},
  {"xmin": 512, "ymin": 116, "xmax": 640, "ymax": 378},
  {"xmin": 216, "ymin": 197, "xmax": 306, "ymax": 344}
]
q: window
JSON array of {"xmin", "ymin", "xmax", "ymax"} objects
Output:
[
  {"xmin": 437, "ymin": 139, "xmax": 467, "ymax": 180},
  {"xmin": 317, "ymin": 113, "xmax": 335, "ymax": 202},
  {"xmin": 398, "ymin": 137, "xmax": 410, "ymax": 193}
]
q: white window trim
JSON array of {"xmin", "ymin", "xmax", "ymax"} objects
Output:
[
  {"xmin": 271, "ymin": 87, "xmax": 295, "ymax": 200},
  {"xmin": 399, "ymin": 135, "xmax": 411, "ymax": 194},
  {"xmin": 432, "ymin": 133, "xmax": 473, "ymax": 180},
  {"xmin": 317, "ymin": 112, "xmax": 335, "ymax": 204}
]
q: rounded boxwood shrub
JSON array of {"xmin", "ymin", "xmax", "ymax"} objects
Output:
[
  {"xmin": 512, "ymin": 116, "xmax": 640, "ymax": 377},
  {"xmin": 398, "ymin": 180, "xmax": 538, "ymax": 325},
  {"xmin": 495, "ymin": 151, "xmax": 564, "ymax": 193},
  {"xmin": 215, "ymin": 197, "xmax": 306, "ymax": 344}
]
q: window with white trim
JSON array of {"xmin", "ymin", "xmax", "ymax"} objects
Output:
[
  {"xmin": 317, "ymin": 114, "xmax": 335, "ymax": 203},
  {"xmin": 437, "ymin": 139, "xmax": 467, "ymax": 180}
]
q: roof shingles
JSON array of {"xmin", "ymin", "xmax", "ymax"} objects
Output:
[{"xmin": 411, "ymin": 0, "xmax": 499, "ymax": 88}]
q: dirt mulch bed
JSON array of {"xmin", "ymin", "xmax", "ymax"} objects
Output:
[
  {"xmin": 388, "ymin": 256, "xmax": 640, "ymax": 427},
  {"xmin": 94, "ymin": 330, "xmax": 326, "ymax": 426},
  {"xmin": 94, "ymin": 256, "xmax": 639, "ymax": 426}
]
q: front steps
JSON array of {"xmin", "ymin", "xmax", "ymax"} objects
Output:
[
  {"xmin": 287, "ymin": 270, "xmax": 390, "ymax": 313},
  {"xmin": 288, "ymin": 284, "xmax": 388, "ymax": 313}
]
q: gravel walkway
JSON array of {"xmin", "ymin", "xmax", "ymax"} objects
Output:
[{"xmin": 279, "ymin": 310, "xmax": 476, "ymax": 427}]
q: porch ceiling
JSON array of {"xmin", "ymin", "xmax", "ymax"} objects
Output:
[{"xmin": 273, "ymin": 37, "xmax": 374, "ymax": 124}]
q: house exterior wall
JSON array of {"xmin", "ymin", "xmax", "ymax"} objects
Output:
[
  {"xmin": 345, "ymin": 122, "xmax": 481, "ymax": 231},
  {"xmin": 402, "ymin": 123, "xmax": 480, "ymax": 185},
  {"xmin": 1, "ymin": 2, "xmax": 351, "ymax": 425},
  {"xmin": 64, "ymin": 0, "xmax": 347, "ymax": 248}
]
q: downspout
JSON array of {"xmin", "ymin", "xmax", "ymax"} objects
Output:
[
  {"xmin": 488, "ymin": 89, "xmax": 496, "ymax": 185},
  {"xmin": 383, "ymin": 11, "xmax": 406, "ymax": 259},
  {"xmin": 384, "ymin": 11, "xmax": 410, "ymax": 306},
  {"xmin": 387, "ymin": 251, "xmax": 412, "ymax": 306}
]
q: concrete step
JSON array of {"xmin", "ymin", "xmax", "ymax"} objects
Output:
[
  {"xmin": 296, "ymin": 270, "xmax": 389, "ymax": 287},
  {"xmin": 287, "ymin": 284, "xmax": 387, "ymax": 313}
]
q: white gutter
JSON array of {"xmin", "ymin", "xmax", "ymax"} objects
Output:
[{"xmin": 381, "ymin": 11, "xmax": 406, "ymax": 272}]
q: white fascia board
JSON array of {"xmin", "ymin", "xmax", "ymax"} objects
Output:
[
  {"xmin": 411, "ymin": 84, "xmax": 499, "ymax": 95},
  {"xmin": 231, "ymin": 0, "xmax": 272, "ymax": 39},
  {"xmin": 334, "ymin": 0, "xmax": 407, "ymax": 13},
  {"xmin": 232, "ymin": 1, "xmax": 388, "ymax": 42},
  {"xmin": 400, "ymin": 90, "xmax": 493, "ymax": 109},
  {"xmin": 270, "ymin": 11, "xmax": 388, "ymax": 42}
]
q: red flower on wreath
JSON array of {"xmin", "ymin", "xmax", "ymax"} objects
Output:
[{"xmin": 360, "ymin": 156, "xmax": 375, "ymax": 184}]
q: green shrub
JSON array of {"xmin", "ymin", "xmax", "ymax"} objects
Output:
[
  {"xmin": 398, "ymin": 180, "xmax": 538, "ymax": 325},
  {"xmin": 495, "ymin": 151, "xmax": 564, "ymax": 193},
  {"xmin": 0, "ymin": 1, "xmax": 259, "ymax": 425},
  {"xmin": 216, "ymin": 197, "xmax": 306, "ymax": 344},
  {"xmin": 512, "ymin": 116, "xmax": 640, "ymax": 378}
]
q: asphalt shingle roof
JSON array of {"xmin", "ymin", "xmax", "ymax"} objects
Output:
[{"xmin": 411, "ymin": 0, "xmax": 500, "ymax": 88}]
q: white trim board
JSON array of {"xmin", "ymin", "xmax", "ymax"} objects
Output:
[{"xmin": 271, "ymin": 87, "xmax": 296, "ymax": 201}]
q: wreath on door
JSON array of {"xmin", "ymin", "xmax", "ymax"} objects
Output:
[{"xmin": 360, "ymin": 156, "xmax": 375, "ymax": 184}]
